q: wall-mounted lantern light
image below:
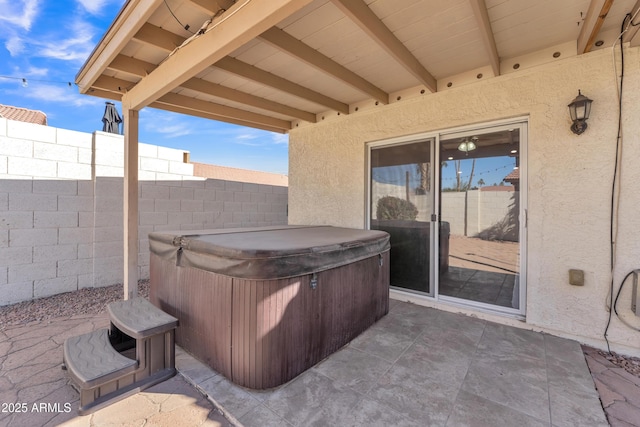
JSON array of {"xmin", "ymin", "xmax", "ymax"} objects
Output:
[{"xmin": 568, "ymin": 90, "xmax": 593, "ymax": 135}]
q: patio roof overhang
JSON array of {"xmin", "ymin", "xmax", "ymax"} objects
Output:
[
  {"xmin": 76, "ymin": 0, "xmax": 640, "ymax": 298},
  {"xmin": 77, "ymin": 0, "xmax": 640, "ymax": 134}
]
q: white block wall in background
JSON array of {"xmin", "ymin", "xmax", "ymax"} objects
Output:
[{"xmin": 0, "ymin": 125, "xmax": 288, "ymax": 305}]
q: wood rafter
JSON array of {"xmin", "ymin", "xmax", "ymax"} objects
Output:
[
  {"xmin": 108, "ymin": 54, "xmax": 317, "ymax": 122},
  {"xmin": 188, "ymin": 0, "xmax": 235, "ymax": 15},
  {"xmin": 156, "ymin": 92, "xmax": 292, "ymax": 130},
  {"xmin": 623, "ymin": 0, "xmax": 640, "ymax": 45},
  {"xmin": 123, "ymin": 0, "xmax": 313, "ymax": 110},
  {"xmin": 93, "ymin": 75, "xmax": 138, "ymax": 93},
  {"xmin": 121, "ymin": 22, "xmax": 348, "ymax": 114},
  {"xmin": 133, "ymin": 22, "xmax": 186, "ymax": 51},
  {"xmin": 85, "ymin": 88, "xmax": 122, "ymax": 102},
  {"xmin": 215, "ymin": 57, "xmax": 349, "ymax": 114},
  {"xmin": 259, "ymin": 27, "xmax": 389, "ymax": 103},
  {"xmin": 468, "ymin": 0, "xmax": 500, "ymax": 77},
  {"xmin": 133, "ymin": 23, "xmax": 185, "ymax": 52},
  {"xmin": 180, "ymin": 79, "xmax": 317, "ymax": 122},
  {"xmin": 108, "ymin": 54, "xmax": 156, "ymax": 77},
  {"xmin": 578, "ymin": 0, "xmax": 615, "ymax": 54},
  {"xmin": 150, "ymin": 101, "xmax": 288, "ymax": 133},
  {"xmin": 76, "ymin": 0, "xmax": 163, "ymax": 93},
  {"xmin": 330, "ymin": 0, "xmax": 437, "ymax": 92}
]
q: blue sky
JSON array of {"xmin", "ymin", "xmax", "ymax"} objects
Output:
[
  {"xmin": 373, "ymin": 157, "xmax": 516, "ymax": 191},
  {"xmin": 0, "ymin": 0, "xmax": 289, "ymax": 174}
]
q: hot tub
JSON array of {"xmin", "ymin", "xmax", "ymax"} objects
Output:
[{"xmin": 149, "ymin": 225, "xmax": 390, "ymax": 389}]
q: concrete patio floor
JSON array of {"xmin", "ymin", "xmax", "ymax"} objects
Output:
[{"xmin": 0, "ymin": 298, "xmax": 628, "ymax": 426}]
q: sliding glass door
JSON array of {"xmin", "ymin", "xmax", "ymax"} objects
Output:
[
  {"xmin": 438, "ymin": 126, "xmax": 523, "ymax": 311},
  {"xmin": 369, "ymin": 139, "xmax": 435, "ymax": 296},
  {"xmin": 368, "ymin": 121, "xmax": 526, "ymax": 315}
]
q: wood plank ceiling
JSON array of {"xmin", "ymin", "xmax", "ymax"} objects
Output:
[{"xmin": 76, "ymin": 0, "xmax": 640, "ymax": 133}]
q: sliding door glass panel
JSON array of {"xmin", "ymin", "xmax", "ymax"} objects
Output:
[
  {"xmin": 439, "ymin": 129, "xmax": 521, "ymax": 309},
  {"xmin": 370, "ymin": 140, "xmax": 433, "ymax": 295}
]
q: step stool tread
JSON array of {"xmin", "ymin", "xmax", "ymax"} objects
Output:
[
  {"xmin": 108, "ymin": 298, "xmax": 178, "ymax": 339},
  {"xmin": 63, "ymin": 329, "xmax": 137, "ymax": 388}
]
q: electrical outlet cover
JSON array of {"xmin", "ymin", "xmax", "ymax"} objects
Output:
[{"xmin": 569, "ymin": 269, "xmax": 584, "ymax": 286}]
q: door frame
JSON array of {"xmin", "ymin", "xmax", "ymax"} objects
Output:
[
  {"xmin": 367, "ymin": 135, "xmax": 437, "ymax": 297},
  {"xmin": 366, "ymin": 117, "xmax": 528, "ymax": 319}
]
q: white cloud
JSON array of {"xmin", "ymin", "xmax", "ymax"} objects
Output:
[
  {"xmin": 76, "ymin": 0, "xmax": 105, "ymax": 15},
  {"xmin": 2, "ymin": 17, "xmax": 99, "ymax": 63},
  {"xmin": 35, "ymin": 19, "xmax": 97, "ymax": 62},
  {"xmin": 233, "ymin": 132, "xmax": 262, "ymax": 146},
  {"xmin": 76, "ymin": 0, "xmax": 123, "ymax": 16},
  {"xmin": 21, "ymin": 83, "xmax": 101, "ymax": 107},
  {"xmin": 271, "ymin": 133, "xmax": 289, "ymax": 145},
  {"xmin": 0, "ymin": 0, "xmax": 39, "ymax": 31},
  {"xmin": 154, "ymin": 123, "xmax": 193, "ymax": 138},
  {"xmin": 5, "ymin": 36, "xmax": 25, "ymax": 56},
  {"xmin": 232, "ymin": 129, "xmax": 288, "ymax": 147},
  {"xmin": 141, "ymin": 110, "xmax": 195, "ymax": 138},
  {"xmin": 139, "ymin": 109, "xmax": 288, "ymax": 149},
  {"xmin": 26, "ymin": 66, "xmax": 49, "ymax": 77}
]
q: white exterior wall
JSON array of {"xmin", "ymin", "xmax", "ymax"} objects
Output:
[
  {"xmin": 289, "ymin": 47, "xmax": 640, "ymax": 356},
  {"xmin": 0, "ymin": 124, "xmax": 287, "ymax": 305}
]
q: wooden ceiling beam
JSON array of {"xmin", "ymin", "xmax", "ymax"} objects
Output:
[
  {"xmin": 468, "ymin": 0, "xmax": 500, "ymax": 77},
  {"xmin": 330, "ymin": 0, "xmax": 437, "ymax": 92},
  {"xmin": 578, "ymin": 0, "xmax": 615, "ymax": 54},
  {"xmin": 157, "ymin": 92, "xmax": 292, "ymax": 130},
  {"xmin": 108, "ymin": 53, "xmax": 317, "ymax": 122},
  {"xmin": 116, "ymin": 22, "xmax": 347, "ymax": 115},
  {"xmin": 123, "ymin": 0, "xmax": 313, "ymax": 110},
  {"xmin": 259, "ymin": 27, "xmax": 389, "ymax": 103},
  {"xmin": 623, "ymin": 0, "xmax": 640, "ymax": 45},
  {"xmin": 180, "ymin": 78, "xmax": 317, "ymax": 122},
  {"xmin": 84, "ymin": 88, "xmax": 123, "ymax": 102},
  {"xmin": 133, "ymin": 22, "xmax": 185, "ymax": 51},
  {"xmin": 76, "ymin": 0, "xmax": 163, "ymax": 93},
  {"xmin": 188, "ymin": 0, "xmax": 236, "ymax": 15},
  {"xmin": 108, "ymin": 54, "xmax": 157, "ymax": 77},
  {"xmin": 93, "ymin": 75, "xmax": 138, "ymax": 94},
  {"xmin": 149, "ymin": 102, "xmax": 288, "ymax": 133},
  {"xmin": 215, "ymin": 56, "xmax": 349, "ymax": 114}
]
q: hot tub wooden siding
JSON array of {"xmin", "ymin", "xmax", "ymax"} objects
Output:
[{"xmin": 150, "ymin": 251, "xmax": 389, "ymax": 389}]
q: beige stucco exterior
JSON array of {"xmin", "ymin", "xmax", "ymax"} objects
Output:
[{"xmin": 288, "ymin": 47, "xmax": 640, "ymax": 356}]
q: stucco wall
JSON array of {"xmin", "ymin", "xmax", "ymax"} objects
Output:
[{"xmin": 288, "ymin": 47, "xmax": 640, "ymax": 355}]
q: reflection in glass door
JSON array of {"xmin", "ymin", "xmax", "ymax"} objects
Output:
[
  {"xmin": 438, "ymin": 128, "xmax": 522, "ymax": 310},
  {"xmin": 370, "ymin": 140, "xmax": 435, "ymax": 296}
]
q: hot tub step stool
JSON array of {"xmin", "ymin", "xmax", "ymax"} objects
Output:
[{"xmin": 63, "ymin": 298, "xmax": 179, "ymax": 415}]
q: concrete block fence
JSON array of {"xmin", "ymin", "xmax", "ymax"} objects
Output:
[
  {"xmin": 372, "ymin": 181, "xmax": 517, "ymax": 240},
  {"xmin": 0, "ymin": 118, "xmax": 287, "ymax": 305}
]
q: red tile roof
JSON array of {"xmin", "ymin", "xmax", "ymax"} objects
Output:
[
  {"xmin": 0, "ymin": 104, "xmax": 47, "ymax": 125},
  {"xmin": 504, "ymin": 168, "xmax": 519, "ymax": 182}
]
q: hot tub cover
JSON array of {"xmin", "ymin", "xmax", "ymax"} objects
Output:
[{"xmin": 149, "ymin": 225, "xmax": 390, "ymax": 280}]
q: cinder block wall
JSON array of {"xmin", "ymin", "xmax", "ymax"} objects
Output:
[
  {"xmin": 0, "ymin": 118, "xmax": 288, "ymax": 305},
  {"xmin": 440, "ymin": 189, "xmax": 516, "ymax": 238}
]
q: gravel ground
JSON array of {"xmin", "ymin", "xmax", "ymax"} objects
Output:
[
  {"xmin": 1, "ymin": 283, "xmax": 638, "ymax": 380},
  {"xmin": 596, "ymin": 348, "xmax": 640, "ymax": 378},
  {"xmin": 0, "ymin": 280, "xmax": 149, "ymax": 330}
]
